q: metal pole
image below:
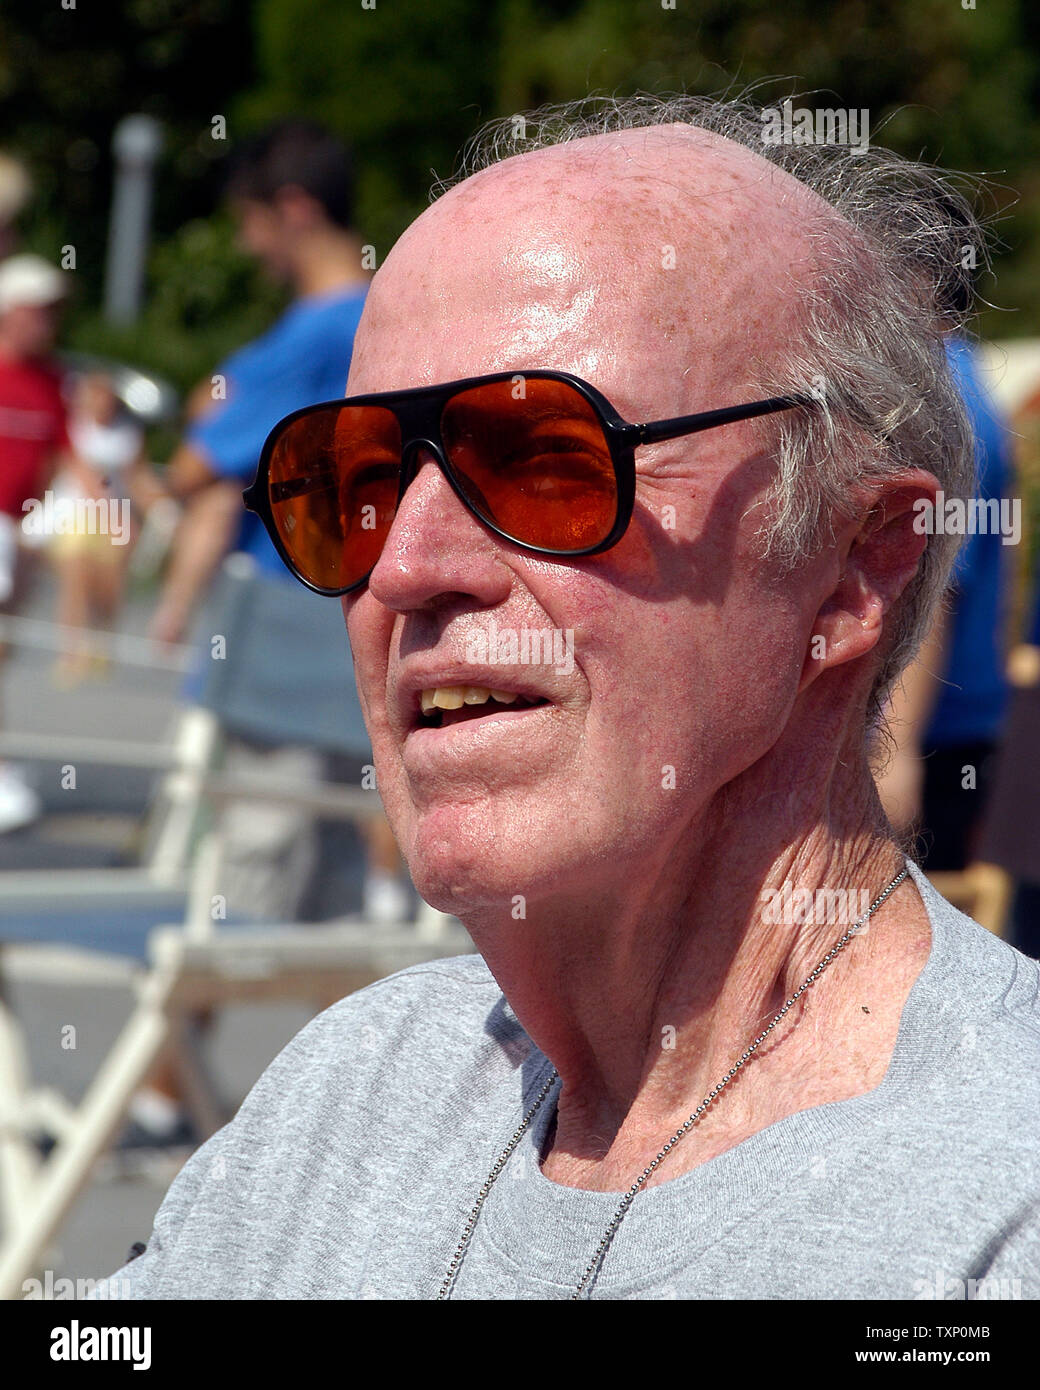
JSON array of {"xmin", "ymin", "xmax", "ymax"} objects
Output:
[{"xmin": 103, "ymin": 114, "xmax": 163, "ymax": 325}]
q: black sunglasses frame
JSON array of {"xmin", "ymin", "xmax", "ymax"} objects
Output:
[{"xmin": 242, "ymin": 369, "xmax": 817, "ymax": 598}]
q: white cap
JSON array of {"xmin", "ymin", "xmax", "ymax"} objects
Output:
[{"xmin": 0, "ymin": 254, "xmax": 69, "ymax": 314}]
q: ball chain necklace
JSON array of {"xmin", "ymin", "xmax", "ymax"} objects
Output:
[{"xmin": 437, "ymin": 864, "xmax": 909, "ymax": 1301}]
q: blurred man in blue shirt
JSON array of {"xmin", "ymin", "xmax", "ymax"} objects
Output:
[
  {"xmin": 152, "ymin": 121, "xmax": 369, "ymax": 633},
  {"xmin": 877, "ymin": 334, "xmax": 1014, "ymax": 870},
  {"xmin": 918, "ymin": 337, "xmax": 1013, "ymax": 862},
  {"xmin": 127, "ymin": 122, "xmax": 407, "ymax": 1148}
]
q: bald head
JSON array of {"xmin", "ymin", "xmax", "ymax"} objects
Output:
[
  {"xmin": 349, "ymin": 124, "xmax": 837, "ymax": 419},
  {"xmin": 347, "ymin": 102, "xmax": 977, "ymax": 727}
]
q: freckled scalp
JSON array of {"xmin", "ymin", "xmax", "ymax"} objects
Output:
[{"xmin": 353, "ymin": 124, "xmax": 845, "ymax": 410}]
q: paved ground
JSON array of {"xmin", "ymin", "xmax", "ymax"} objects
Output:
[
  {"xmin": 0, "ymin": 567, "xmax": 431, "ymax": 1290},
  {"xmin": 6, "ymin": 950, "xmax": 316, "ymax": 1285},
  {"xmin": 1, "ymin": 572, "xmax": 182, "ymax": 848}
]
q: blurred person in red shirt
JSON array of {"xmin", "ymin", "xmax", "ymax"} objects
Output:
[{"xmin": 0, "ymin": 253, "xmax": 82, "ymax": 830}]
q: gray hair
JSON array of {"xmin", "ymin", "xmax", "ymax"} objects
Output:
[{"xmin": 434, "ymin": 92, "xmax": 989, "ymax": 718}]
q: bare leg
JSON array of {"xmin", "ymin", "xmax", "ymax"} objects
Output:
[
  {"xmin": 360, "ymin": 813, "xmax": 403, "ymax": 874},
  {"xmin": 89, "ymin": 552, "xmax": 125, "ymax": 628},
  {"xmin": 53, "ymin": 547, "xmax": 92, "ymax": 678},
  {"xmin": 360, "ymin": 814, "xmax": 411, "ymax": 922},
  {"xmin": 85, "ymin": 551, "xmax": 125, "ymax": 676},
  {"xmin": 127, "ymin": 1008, "xmax": 216, "ymax": 1139}
]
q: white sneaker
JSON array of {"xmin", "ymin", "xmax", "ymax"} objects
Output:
[
  {"xmin": 362, "ymin": 871, "xmax": 412, "ymax": 924},
  {"xmin": 0, "ymin": 765, "xmax": 41, "ymax": 833}
]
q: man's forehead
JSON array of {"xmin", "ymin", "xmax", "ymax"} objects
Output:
[{"xmin": 350, "ymin": 125, "xmax": 827, "ymax": 399}]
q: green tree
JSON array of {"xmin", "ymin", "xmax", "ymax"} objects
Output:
[
  {"xmin": 242, "ymin": 0, "xmax": 1040, "ymax": 337},
  {"xmin": 2, "ymin": 0, "xmax": 1037, "ymax": 440},
  {"xmin": 237, "ymin": 0, "xmax": 503, "ymax": 259}
]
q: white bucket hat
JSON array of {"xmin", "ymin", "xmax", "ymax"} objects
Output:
[{"xmin": 0, "ymin": 254, "xmax": 69, "ymax": 314}]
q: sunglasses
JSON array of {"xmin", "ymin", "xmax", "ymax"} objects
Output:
[{"xmin": 242, "ymin": 370, "xmax": 816, "ymax": 597}]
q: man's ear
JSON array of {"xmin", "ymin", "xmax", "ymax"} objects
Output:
[{"xmin": 797, "ymin": 471, "xmax": 939, "ymax": 694}]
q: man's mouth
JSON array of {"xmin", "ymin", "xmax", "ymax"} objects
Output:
[{"xmin": 417, "ymin": 685, "xmax": 549, "ymax": 729}]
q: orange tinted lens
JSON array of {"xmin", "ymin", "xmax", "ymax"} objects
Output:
[
  {"xmin": 268, "ymin": 405, "xmax": 401, "ymax": 589},
  {"xmin": 440, "ymin": 378, "xmax": 617, "ymax": 550}
]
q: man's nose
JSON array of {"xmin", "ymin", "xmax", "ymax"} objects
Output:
[{"xmin": 365, "ymin": 446, "xmax": 510, "ymax": 610}]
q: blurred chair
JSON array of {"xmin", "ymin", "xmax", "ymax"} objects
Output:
[
  {"xmin": 0, "ymin": 553, "xmax": 463, "ymax": 1297},
  {"xmin": 143, "ymin": 551, "xmax": 443, "ymax": 934},
  {"xmin": 925, "ymin": 862, "xmax": 1012, "ymax": 937}
]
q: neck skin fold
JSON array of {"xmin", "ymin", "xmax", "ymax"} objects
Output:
[{"xmin": 461, "ymin": 679, "xmax": 924, "ymax": 1183}]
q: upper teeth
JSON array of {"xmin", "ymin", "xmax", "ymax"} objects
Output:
[{"xmin": 421, "ymin": 686, "xmax": 521, "ymax": 713}]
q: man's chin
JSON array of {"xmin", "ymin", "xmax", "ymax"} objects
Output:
[
  {"xmin": 406, "ymin": 852, "xmax": 513, "ymax": 921},
  {"xmin": 403, "ymin": 808, "xmax": 550, "ymax": 920}
]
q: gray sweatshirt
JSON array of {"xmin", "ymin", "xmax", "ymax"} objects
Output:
[{"xmin": 94, "ymin": 859, "xmax": 1040, "ymax": 1300}]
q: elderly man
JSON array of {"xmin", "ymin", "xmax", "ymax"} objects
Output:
[{"xmin": 98, "ymin": 95, "xmax": 1039, "ymax": 1300}]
